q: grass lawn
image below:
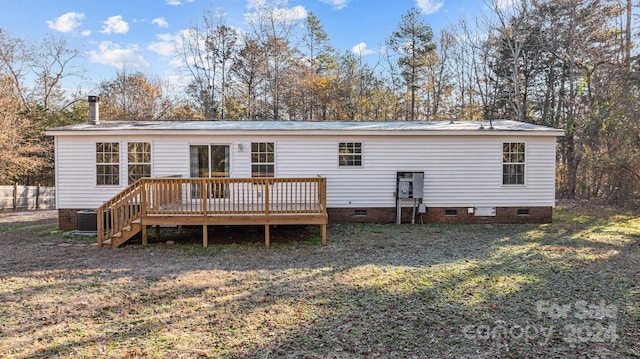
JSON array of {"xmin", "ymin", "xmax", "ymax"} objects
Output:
[{"xmin": 0, "ymin": 202, "xmax": 638, "ymax": 358}]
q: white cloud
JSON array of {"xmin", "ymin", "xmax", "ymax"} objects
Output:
[
  {"xmin": 493, "ymin": 0, "xmax": 517, "ymax": 10},
  {"xmin": 166, "ymin": 0, "xmax": 195, "ymax": 5},
  {"xmin": 246, "ymin": 0, "xmax": 266, "ymax": 9},
  {"xmin": 81, "ymin": 30, "xmax": 92, "ymax": 37},
  {"xmin": 88, "ymin": 41, "xmax": 149, "ymax": 68},
  {"xmin": 351, "ymin": 42, "xmax": 376, "ymax": 56},
  {"xmin": 166, "ymin": 74, "xmax": 191, "ymax": 89},
  {"xmin": 152, "ymin": 17, "xmax": 169, "ymax": 28},
  {"xmin": 319, "ymin": 0, "xmax": 349, "ymax": 10},
  {"xmin": 416, "ymin": 0, "xmax": 444, "ymax": 15},
  {"xmin": 272, "ymin": 5, "xmax": 308, "ymax": 21},
  {"xmin": 100, "ymin": 15, "xmax": 129, "ymax": 34},
  {"xmin": 148, "ymin": 42, "xmax": 174, "ymax": 56},
  {"xmin": 148, "ymin": 34, "xmax": 174, "ymax": 56},
  {"xmin": 156, "ymin": 33, "xmax": 174, "ymax": 42},
  {"xmin": 46, "ymin": 12, "xmax": 85, "ymax": 33},
  {"xmin": 246, "ymin": 2, "xmax": 308, "ymax": 23}
]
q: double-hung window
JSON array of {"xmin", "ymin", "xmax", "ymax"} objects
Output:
[
  {"xmin": 96, "ymin": 142, "xmax": 120, "ymax": 185},
  {"xmin": 339, "ymin": 142, "xmax": 362, "ymax": 167},
  {"xmin": 127, "ymin": 142, "xmax": 151, "ymax": 184},
  {"xmin": 503, "ymin": 142, "xmax": 525, "ymax": 185},
  {"xmin": 251, "ymin": 142, "xmax": 275, "ymax": 177}
]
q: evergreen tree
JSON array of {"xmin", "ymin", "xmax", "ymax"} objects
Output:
[{"xmin": 389, "ymin": 7, "xmax": 435, "ymax": 120}]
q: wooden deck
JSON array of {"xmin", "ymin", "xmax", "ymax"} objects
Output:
[{"xmin": 96, "ymin": 177, "xmax": 328, "ymax": 248}]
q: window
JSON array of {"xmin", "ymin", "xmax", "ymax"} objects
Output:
[
  {"xmin": 251, "ymin": 142, "xmax": 274, "ymax": 177},
  {"xmin": 128, "ymin": 142, "xmax": 151, "ymax": 184},
  {"xmin": 339, "ymin": 142, "xmax": 362, "ymax": 167},
  {"xmin": 96, "ymin": 142, "xmax": 120, "ymax": 185},
  {"xmin": 503, "ymin": 142, "xmax": 525, "ymax": 185}
]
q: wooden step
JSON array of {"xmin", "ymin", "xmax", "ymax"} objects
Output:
[{"xmin": 109, "ymin": 222, "xmax": 142, "ymax": 248}]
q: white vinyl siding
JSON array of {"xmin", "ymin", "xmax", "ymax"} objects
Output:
[{"xmin": 53, "ymin": 133, "xmax": 558, "ymax": 209}]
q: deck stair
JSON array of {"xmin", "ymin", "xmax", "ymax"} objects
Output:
[{"xmin": 97, "ymin": 180, "xmax": 144, "ymax": 248}]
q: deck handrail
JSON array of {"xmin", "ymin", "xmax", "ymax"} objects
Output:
[{"xmin": 96, "ymin": 179, "xmax": 144, "ymax": 246}]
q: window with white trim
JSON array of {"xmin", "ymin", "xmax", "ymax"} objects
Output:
[
  {"xmin": 127, "ymin": 142, "xmax": 151, "ymax": 184},
  {"xmin": 251, "ymin": 142, "xmax": 274, "ymax": 177},
  {"xmin": 339, "ymin": 142, "xmax": 362, "ymax": 167},
  {"xmin": 503, "ymin": 142, "xmax": 525, "ymax": 185},
  {"xmin": 96, "ymin": 142, "xmax": 120, "ymax": 185}
]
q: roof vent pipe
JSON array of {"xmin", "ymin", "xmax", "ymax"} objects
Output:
[{"xmin": 88, "ymin": 95, "xmax": 100, "ymax": 125}]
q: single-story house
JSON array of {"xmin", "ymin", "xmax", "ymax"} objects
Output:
[{"xmin": 46, "ymin": 98, "xmax": 563, "ymax": 246}]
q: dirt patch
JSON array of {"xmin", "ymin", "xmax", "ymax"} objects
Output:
[
  {"xmin": 0, "ymin": 209, "xmax": 57, "ymax": 225},
  {"xmin": 144, "ymin": 224, "xmax": 319, "ymax": 246}
]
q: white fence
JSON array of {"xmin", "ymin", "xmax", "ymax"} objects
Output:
[{"xmin": 0, "ymin": 184, "xmax": 55, "ymax": 211}]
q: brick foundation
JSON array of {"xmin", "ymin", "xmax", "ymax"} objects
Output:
[
  {"xmin": 328, "ymin": 206, "xmax": 553, "ymax": 224},
  {"xmin": 58, "ymin": 208, "xmax": 92, "ymax": 230},
  {"xmin": 59, "ymin": 205, "xmax": 553, "ymax": 230},
  {"xmin": 328, "ymin": 208, "xmax": 397, "ymax": 223}
]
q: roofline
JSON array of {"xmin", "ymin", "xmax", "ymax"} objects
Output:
[
  {"xmin": 46, "ymin": 128, "xmax": 564, "ymax": 137},
  {"xmin": 46, "ymin": 120, "xmax": 565, "ymax": 137}
]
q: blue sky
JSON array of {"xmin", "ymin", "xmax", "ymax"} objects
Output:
[{"xmin": 0, "ymin": 0, "xmax": 490, "ymax": 91}]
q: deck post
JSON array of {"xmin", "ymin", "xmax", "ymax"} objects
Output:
[
  {"xmin": 140, "ymin": 179, "xmax": 147, "ymax": 217},
  {"xmin": 142, "ymin": 225, "xmax": 147, "ymax": 245},
  {"xmin": 97, "ymin": 207, "xmax": 104, "ymax": 246},
  {"xmin": 265, "ymin": 179, "xmax": 270, "ymax": 215},
  {"xmin": 321, "ymin": 224, "xmax": 327, "ymax": 246},
  {"xmin": 265, "ymin": 224, "xmax": 270, "ymax": 248},
  {"xmin": 201, "ymin": 178, "xmax": 207, "ymax": 216},
  {"xmin": 203, "ymin": 224, "xmax": 208, "ymax": 247}
]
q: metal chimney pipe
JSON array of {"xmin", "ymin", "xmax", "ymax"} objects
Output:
[{"xmin": 88, "ymin": 95, "xmax": 100, "ymax": 125}]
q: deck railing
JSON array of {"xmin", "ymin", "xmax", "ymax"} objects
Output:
[
  {"xmin": 144, "ymin": 177, "xmax": 326, "ymax": 215},
  {"xmin": 97, "ymin": 177, "xmax": 327, "ymax": 245}
]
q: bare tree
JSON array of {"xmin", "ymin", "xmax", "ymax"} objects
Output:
[
  {"xmin": 423, "ymin": 29, "xmax": 455, "ymax": 119},
  {"xmin": 0, "ymin": 30, "xmax": 82, "ymax": 184},
  {"xmin": 0, "ymin": 76, "xmax": 45, "ymax": 184},
  {"xmin": 99, "ymin": 68, "xmax": 176, "ymax": 121},
  {"xmin": 32, "ymin": 35, "xmax": 82, "ymax": 111},
  {"xmin": 231, "ymin": 35, "xmax": 265, "ymax": 120},
  {"xmin": 246, "ymin": 1, "xmax": 301, "ymax": 120},
  {"xmin": 487, "ymin": 0, "xmax": 530, "ymax": 121},
  {"xmin": 174, "ymin": 9, "xmax": 237, "ymax": 120}
]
